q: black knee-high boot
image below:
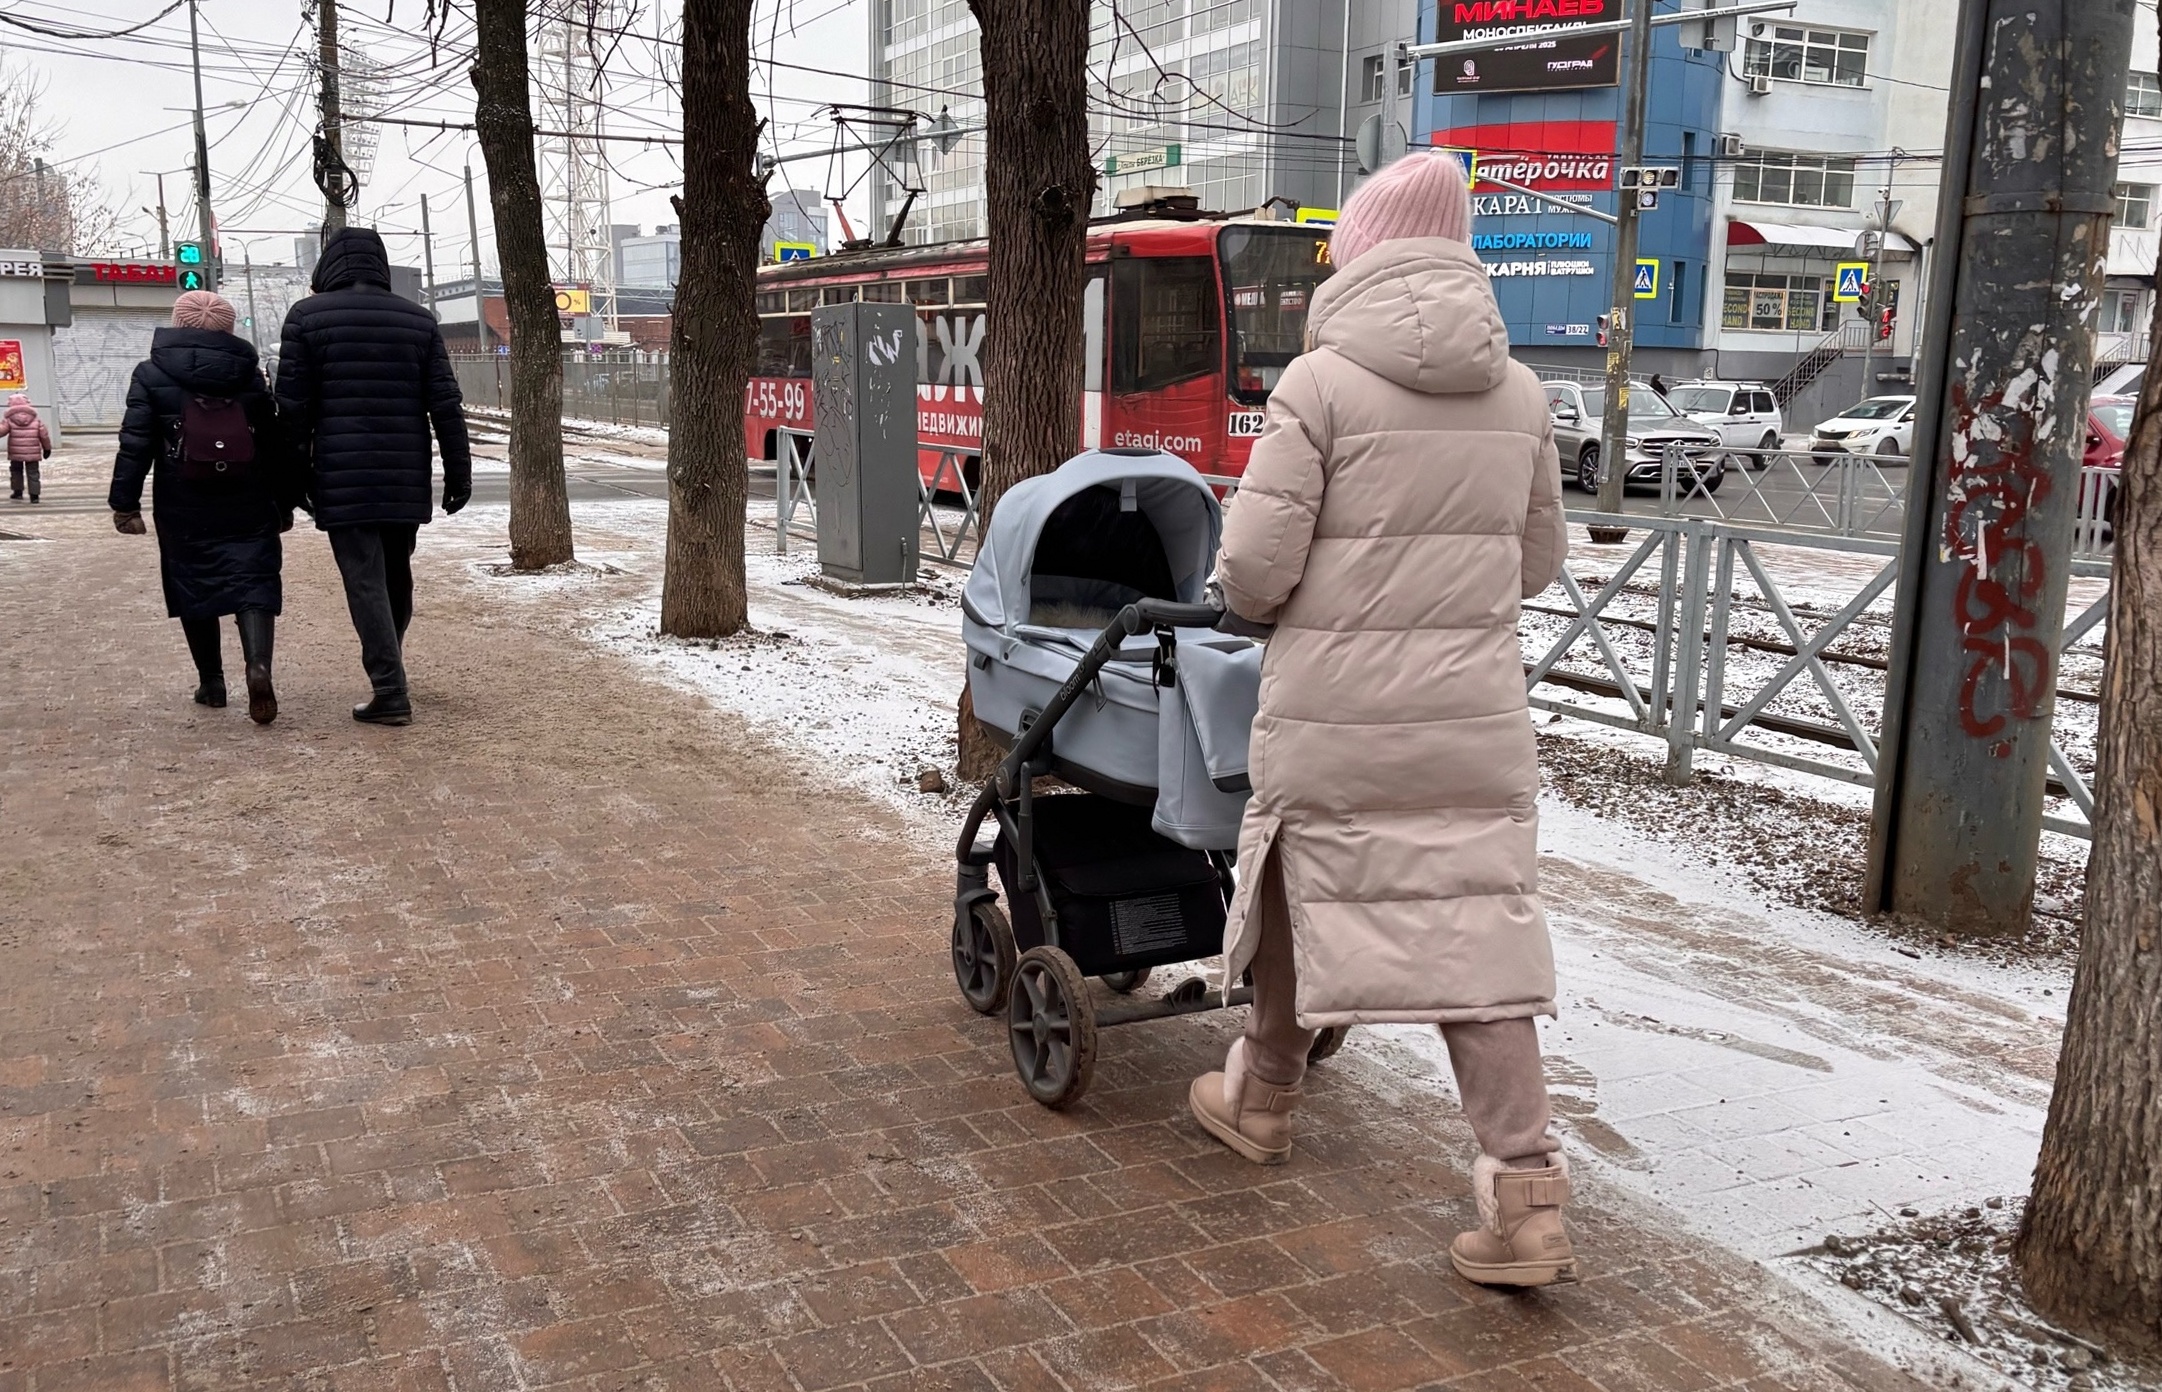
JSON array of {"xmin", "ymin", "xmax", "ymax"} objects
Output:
[
  {"xmin": 182, "ymin": 618, "xmax": 225, "ymax": 706},
  {"xmin": 235, "ymin": 610, "xmax": 276, "ymax": 725}
]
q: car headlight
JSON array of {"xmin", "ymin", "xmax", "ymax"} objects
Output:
[{"xmin": 1626, "ymin": 436, "xmax": 1643, "ymax": 448}]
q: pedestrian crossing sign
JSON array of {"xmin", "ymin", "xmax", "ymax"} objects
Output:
[
  {"xmin": 1834, "ymin": 261, "xmax": 1869, "ymax": 303},
  {"xmin": 1633, "ymin": 259, "xmax": 1659, "ymax": 299}
]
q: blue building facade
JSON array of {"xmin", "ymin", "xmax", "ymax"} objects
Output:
[{"xmin": 1414, "ymin": 3, "xmax": 1725, "ymax": 370}]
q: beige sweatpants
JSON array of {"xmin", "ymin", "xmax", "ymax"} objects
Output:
[{"xmin": 1239, "ymin": 852, "xmax": 1559, "ymax": 1167}]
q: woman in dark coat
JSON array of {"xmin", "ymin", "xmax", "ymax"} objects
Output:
[{"xmin": 109, "ymin": 291, "xmax": 297, "ymax": 724}]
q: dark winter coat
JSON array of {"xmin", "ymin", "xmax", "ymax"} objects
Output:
[
  {"xmin": 109, "ymin": 327, "xmax": 294, "ymax": 620},
  {"xmin": 274, "ymin": 227, "xmax": 471, "ymax": 530}
]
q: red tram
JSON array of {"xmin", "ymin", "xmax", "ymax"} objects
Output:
[{"xmin": 745, "ymin": 213, "xmax": 1335, "ymax": 484}]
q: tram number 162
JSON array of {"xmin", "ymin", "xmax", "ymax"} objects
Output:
[{"xmin": 748, "ymin": 379, "xmax": 808, "ymax": 423}]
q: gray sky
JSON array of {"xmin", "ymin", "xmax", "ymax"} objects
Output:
[{"xmin": 6, "ymin": 0, "xmax": 873, "ymax": 272}]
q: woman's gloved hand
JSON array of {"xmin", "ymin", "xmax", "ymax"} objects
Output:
[
  {"xmin": 1206, "ymin": 579, "xmax": 1275, "ymax": 638},
  {"xmin": 113, "ymin": 510, "xmax": 146, "ymax": 535}
]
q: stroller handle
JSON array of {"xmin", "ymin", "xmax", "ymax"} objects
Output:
[{"xmin": 1129, "ymin": 598, "xmax": 1226, "ymax": 631}]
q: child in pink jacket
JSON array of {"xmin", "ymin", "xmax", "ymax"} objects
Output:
[{"xmin": 5, "ymin": 393, "xmax": 50, "ymax": 502}]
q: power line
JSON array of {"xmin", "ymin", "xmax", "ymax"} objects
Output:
[{"xmin": 0, "ymin": 0, "xmax": 183, "ymax": 40}]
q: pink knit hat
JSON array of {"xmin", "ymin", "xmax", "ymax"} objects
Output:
[
  {"xmin": 172, "ymin": 289, "xmax": 237, "ymax": 333},
  {"xmin": 1330, "ymin": 151, "xmax": 1473, "ymax": 268}
]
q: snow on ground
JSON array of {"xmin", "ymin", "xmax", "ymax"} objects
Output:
[
  {"xmin": 443, "ymin": 499, "xmax": 965, "ymax": 818},
  {"xmin": 437, "ymin": 493, "xmax": 2093, "ymax": 1389}
]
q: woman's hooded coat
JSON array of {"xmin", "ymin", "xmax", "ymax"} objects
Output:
[{"xmin": 1216, "ymin": 235, "xmax": 1568, "ymax": 1028}]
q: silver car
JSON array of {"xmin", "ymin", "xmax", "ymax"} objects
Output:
[{"xmin": 1543, "ymin": 380, "xmax": 1730, "ymax": 493}]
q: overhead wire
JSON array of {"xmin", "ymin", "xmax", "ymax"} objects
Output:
[{"xmin": 0, "ymin": 0, "xmax": 184, "ymax": 41}]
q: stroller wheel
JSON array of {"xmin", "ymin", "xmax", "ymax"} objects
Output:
[
  {"xmin": 953, "ymin": 900, "xmax": 1017, "ymax": 1015},
  {"xmin": 1100, "ymin": 966, "xmax": 1152, "ymax": 994},
  {"xmin": 1306, "ymin": 1026, "xmax": 1349, "ymax": 1065},
  {"xmin": 1007, "ymin": 946, "xmax": 1097, "ymax": 1109}
]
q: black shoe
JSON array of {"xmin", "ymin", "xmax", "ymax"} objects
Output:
[
  {"xmin": 245, "ymin": 664, "xmax": 277, "ymax": 724},
  {"xmin": 236, "ymin": 611, "xmax": 276, "ymax": 725},
  {"xmin": 352, "ymin": 692, "xmax": 412, "ymax": 726},
  {"xmin": 194, "ymin": 680, "xmax": 227, "ymax": 708}
]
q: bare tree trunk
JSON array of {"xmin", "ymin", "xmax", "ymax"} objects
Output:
[
  {"xmin": 2015, "ymin": 233, "xmax": 2162, "ymax": 1353},
  {"xmin": 661, "ymin": 0, "xmax": 766, "ymax": 638},
  {"xmin": 470, "ymin": 0, "xmax": 573, "ymax": 569},
  {"xmin": 958, "ymin": 0, "xmax": 1096, "ymax": 772}
]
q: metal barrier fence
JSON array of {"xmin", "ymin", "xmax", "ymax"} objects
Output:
[
  {"xmin": 450, "ymin": 352, "xmax": 673, "ymax": 429},
  {"xmin": 765, "ymin": 431, "xmax": 985, "ymax": 567},
  {"xmin": 1527, "ymin": 506, "xmax": 2108, "ymax": 839},
  {"xmin": 743, "ymin": 427, "xmax": 2113, "ymax": 836},
  {"xmin": 1648, "ymin": 443, "xmax": 2118, "ymax": 560}
]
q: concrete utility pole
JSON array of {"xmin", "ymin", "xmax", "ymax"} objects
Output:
[
  {"xmin": 154, "ymin": 173, "xmax": 170, "ymax": 258},
  {"xmin": 1866, "ymin": 0, "xmax": 2135, "ymax": 935},
  {"xmin": 464, "ymin": 164, "xmax": 487, "ymax": 352},
  {"xmin": 241, "ymin": 245, "xmax": 260, "ymax": 350},
  {"xmin": 319, "ymin": 0, "xmax": 347, "ymax": 232},
  {"xmin": 186, "ymin": 0, "xmax": 218, "ymax": 285},
  {"xmin": 420, "ymin": 192, "xmax": 438, "ymax": 317},
  {"xmin": 1594, "ymin": 0, "xmax": 1656, "ymax": 516}
]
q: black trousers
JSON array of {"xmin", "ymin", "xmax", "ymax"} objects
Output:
[{"xmin": 328, "ymin": 524, "xmax": 419, "ymax": 696}]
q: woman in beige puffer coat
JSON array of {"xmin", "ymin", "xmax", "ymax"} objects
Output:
[{"xmin": 1188, "ymin": 152, "xmax": 1576, "ymax": 1287}]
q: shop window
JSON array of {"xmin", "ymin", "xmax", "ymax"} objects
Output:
[
  {"xmin": 2106, "ymin": 290, "xmax": 2147, "ymax": 335},
  {"xmin": 1722, "ymin": 272, "xmax": 1827, "ymax": 333}
]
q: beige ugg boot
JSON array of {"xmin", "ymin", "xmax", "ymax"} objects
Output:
[
  {"xmin": 1449, "ymin": 1152, "xmax": 1578, "ymax": 1286},
  {"xmin": 1188, "ymin": 1039, "xmax": 1301, "ymax": 1164}
]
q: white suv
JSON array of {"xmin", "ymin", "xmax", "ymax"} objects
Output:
[{"xmin": 1663, "ymin": 381, "xmax": 1784, "ymax": 467}]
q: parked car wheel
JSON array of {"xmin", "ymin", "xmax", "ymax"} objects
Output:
[
  {"xmin": 1576, "ymin": 444, "xmax": 1602, "ymax": 494},
  {"xmin": 1753, "ymin": 432, "xmax": 1779, "ymax": 469},
  {"xmin": 1695, "ymin": 456, "xmax": 1729, "ymax": 493},
  {"xmin": 1876, "ymin": 438, "xmax": 1904, "ymax": 459}
]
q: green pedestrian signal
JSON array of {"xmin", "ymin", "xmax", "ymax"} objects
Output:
[
  {"xmin": 176, "ymin": 242, "xmax": 205, "ymax": 266},
  {"xmin": 178, "ymin": 268, "xmax": 206, "ymax": 291}
]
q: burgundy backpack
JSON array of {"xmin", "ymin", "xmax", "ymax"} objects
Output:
[{"xmin": 174, "ymin": 395, "xmax": 256, "ymax": 486}]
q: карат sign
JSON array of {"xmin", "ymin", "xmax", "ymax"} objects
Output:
[{"xmin": 1432, "ymin": 0, "xmax": 1620, "ymax": 94}]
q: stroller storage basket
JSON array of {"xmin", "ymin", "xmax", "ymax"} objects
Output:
[{"xmin": 994, "ymin": 794, "xmax": 1226, "ymax": 978}]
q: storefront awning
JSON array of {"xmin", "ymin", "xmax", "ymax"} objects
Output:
[{"xmin": 1727, "ymin": 219, "xmax": 1919, "ymax": 255}]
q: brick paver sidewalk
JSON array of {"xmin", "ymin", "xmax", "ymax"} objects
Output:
[{"xmin": 0, "ymin": 458, "xmax": 1920, "ymax": 1391}]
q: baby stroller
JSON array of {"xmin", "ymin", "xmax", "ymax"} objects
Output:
[{"xmin": 952, "ymin": 448, "xmax": 1346, "ymax": 1107}]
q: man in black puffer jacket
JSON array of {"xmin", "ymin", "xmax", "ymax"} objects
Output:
[{"xmin": 277, "ymin": 226, "xmax": 472, "ymax": 726}]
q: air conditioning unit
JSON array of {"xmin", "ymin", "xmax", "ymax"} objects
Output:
[
  {"xmin": 1714, "ymin": 132, "xmax": 1746, "ymax": 159},
  {"xmin": 1748, "ymin": 74, "xmax": 1773, "ymax": 96}
]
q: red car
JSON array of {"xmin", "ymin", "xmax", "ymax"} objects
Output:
[
  {"xmin": 2087, "ymin": 395, "xmax": 2133, "ymax": 468},
  {"xmin": 2083, "ymin": 395, "xmax": 2135, "ymax": 539}
]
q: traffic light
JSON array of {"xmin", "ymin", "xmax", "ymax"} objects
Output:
[
  {"xmin": 175, "ymin": 241, "xmax": 209, "ymax": 291},
  {"xmin": 1878, "ymin": 307, "xmax": 1896, "ymax": 342},
  {"xmin": 1596, "ymin": 313, "xmax": 1610, "ymax": 348}
]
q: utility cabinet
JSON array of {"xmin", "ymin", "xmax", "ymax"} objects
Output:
[{"xmin": 812, "ymin": 302, "xmax": 919, "ymax": 587}]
